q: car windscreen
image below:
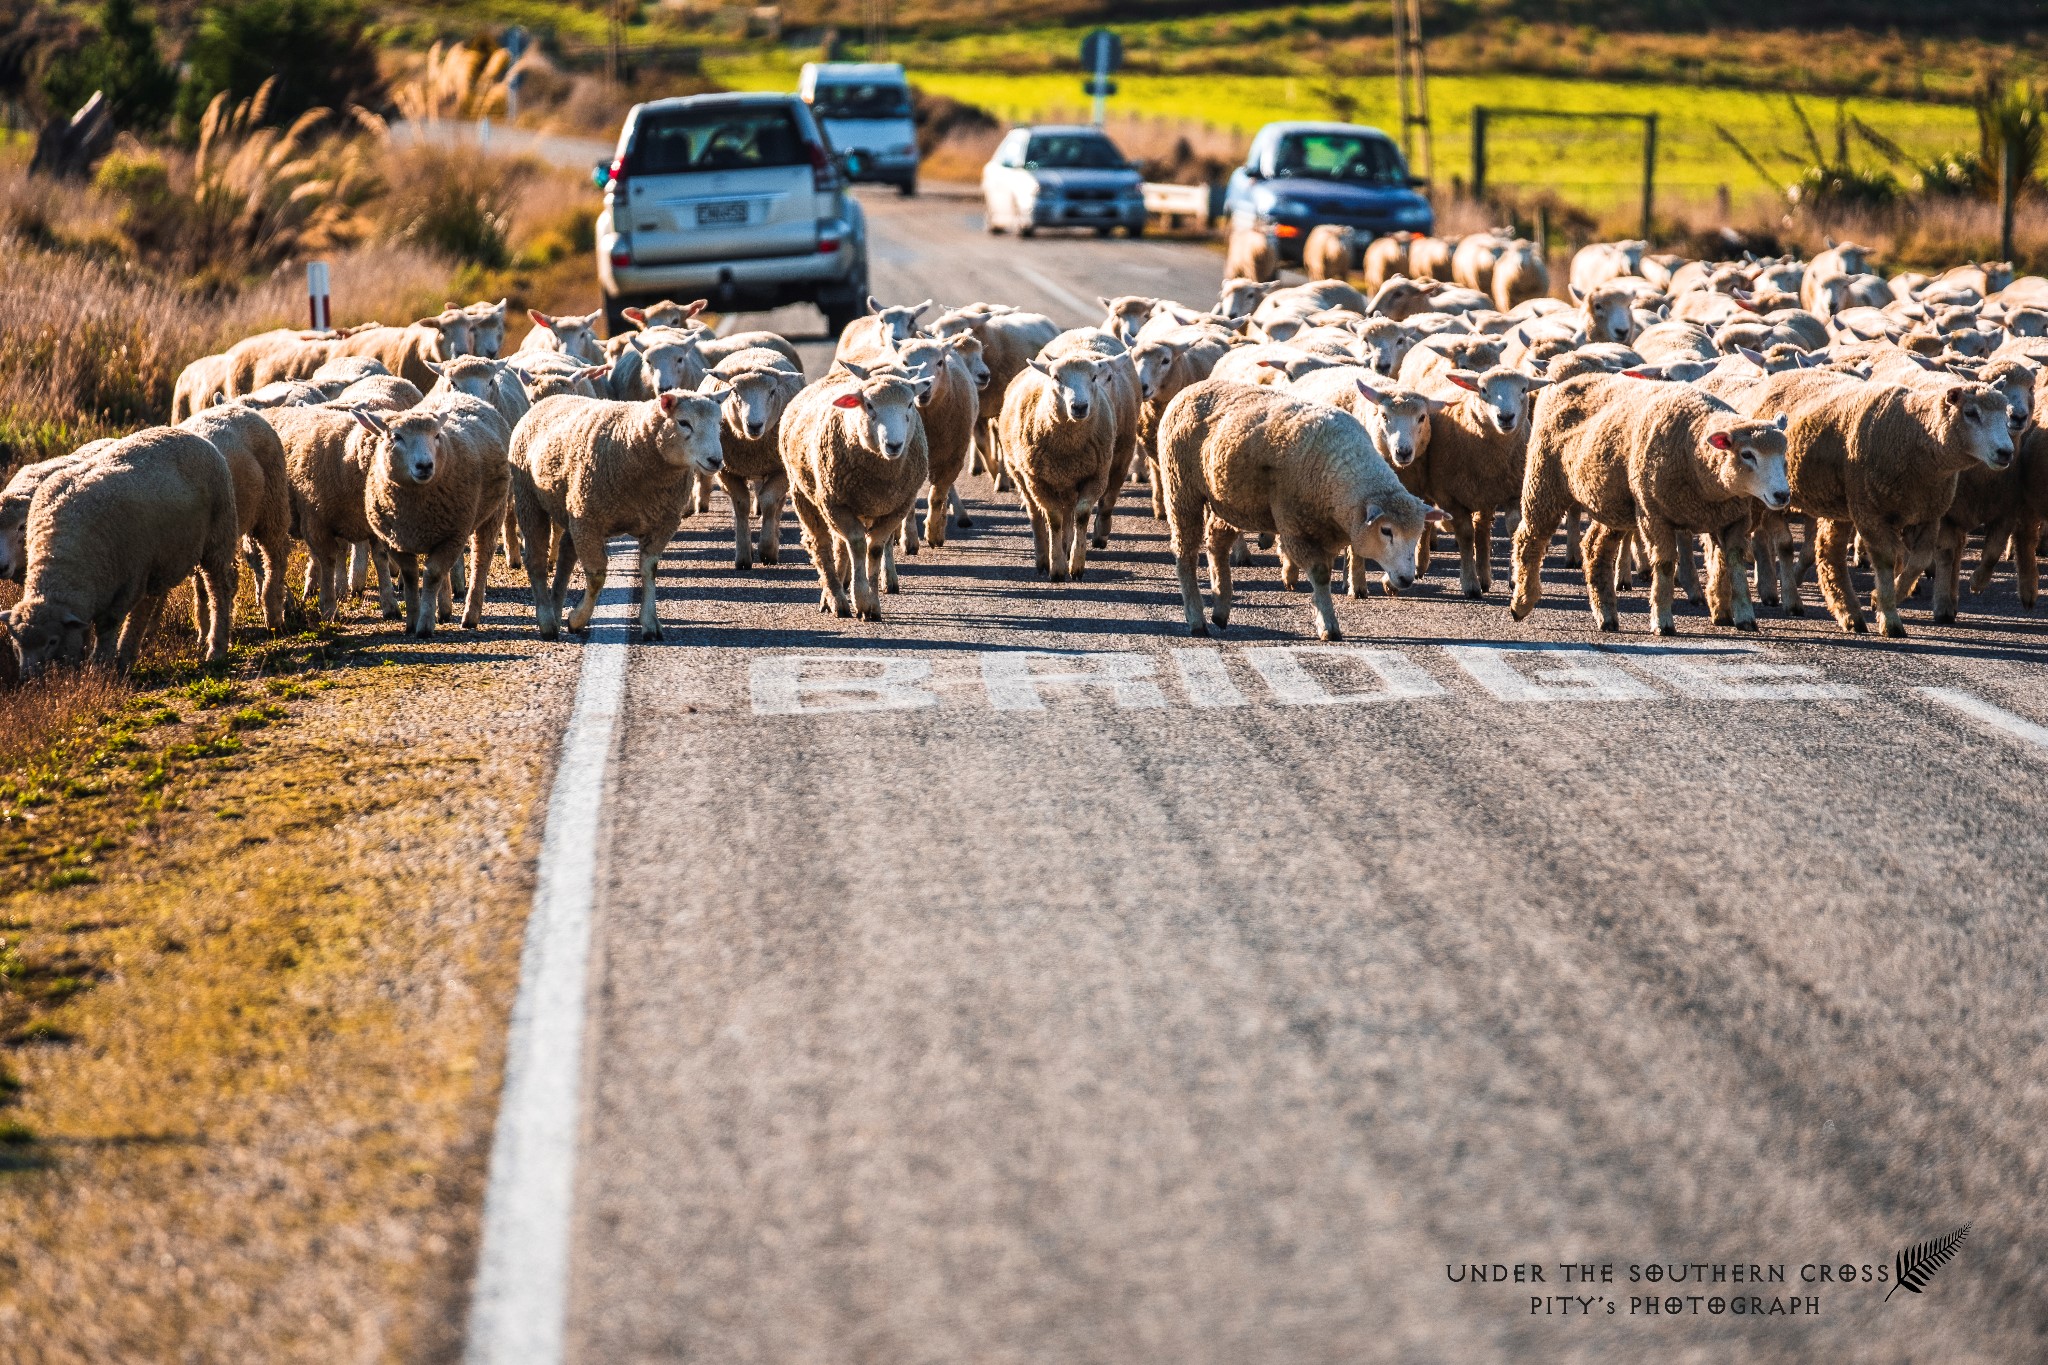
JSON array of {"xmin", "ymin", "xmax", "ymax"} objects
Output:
[
  {"xmin": 628, "ymin": 105, "xmax": 807, "ymax": 174},
  {"xmin": 1271, "ymin": 133, "xmax": 1406, "ymax": 185},
  {"xmin": 1024, "ymin": 134, "xmax": 1127, "ymax": 170},
  {"xmin": 810, "ymin": 82, "xmax": 912, "ymax": 120}
]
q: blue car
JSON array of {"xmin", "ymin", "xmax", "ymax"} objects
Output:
[{"xmin": 1223, "ymin": 121, "xmax": 1433, "ymax": 265}]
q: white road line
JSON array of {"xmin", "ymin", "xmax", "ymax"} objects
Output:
[
  {"xmin": 466, "ymin": 547, "xmax": 637, "ymax": 1365},
  {"xmin": 1917, "ymin": 686, "xmax": 2048, "ymax": 754},
  {"xmin": 1011, "ymin": 260, "xmax": 1100, "ymax": 321}
]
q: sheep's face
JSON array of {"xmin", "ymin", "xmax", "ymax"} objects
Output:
[
  {"xmin": 1370, "ymin": 326, "xmax": 1414, "ymax": 374},
  {"xmin": 1447, "ymin": 367, "xmax": 1542, "ymax": 435},
  {"xmin": 1830, "ymin": 243, "xmax": 1873, "ymax": 276},
  {"xmin": 828, "ymin": 376, "xmax": 924, "ymax": 459},
  {"xmin": 1031, "ymin": 356, "xmax": 1103, "ymax": 422},
  {"xmin": 891, "ymin": 340, "xmax": 962, "ymax": 409},
  {"xmin": 2005, "ymin": 307, "xmax": 2048, "ymax": 338},
  {"xmin": 432, "ymin": 357, "xmax": 499, "ymax": 403},
  {"xmin": 1982, "ymin": 366, "xmax": 2036, "ymax": 434},
  {"xmin": 360, "ymin": 411, "xmax": 444, "ymax": 485},
  {"xmin": 529, "ymin": 310, "xmax": 604, "ymax": 363},
  {"xmin": 639, "ymin": 331, "xmax": 703, "ymax": 394},
  {"xmin": 423, "ymin": 310, "xmax": 474, "ymax": 360},
  {"xmin": 10, "ymin": 602, "xmax": 90, "ymax": 674},
  {"xmin": 1584, "ymin": 287, "xmax": 1638, "ymax": 344},
  {"xmin": 869, "ymin": 297, "xmax": 933, "ymax": 343},
  {"xmin": 1352, "ymin": 379, "xmax": 1432, "ymax": 468},
  {"xmin": 1099, "ymin": 296, "xmax": 1157, "ymax": 345},
  {"xmin": 1945, "ymin": 328, "xmax": 2000, "ymax": 358},
  {"xmin": 1350, "ymin": 498, "xmax": 1438, "ymax": 590},
  {"xmin": 1215, "ymin": 280, "xmax": 1276, "ymax": 319},
  {"xmin": 462, "ymin": 300, "xmax": 508, "ymax": 357},
  {"xmin": 657, "ymin": 390, "xmax": 727, "ymax": 474},
  {"xmin": 1943, "ymin": 384, "xmax": 2016, "ymax": 470},
  {"xmin": 710, "ymin": 371, "xmax": 787, "ymax": 443},
  {"xmin": 1130, "ymin": 340, "xmax": 1185, "ymax": 401},
  {"xmin": 626, "ymin": 298, "xmax": 707, "ymax": 331},
  {"xmin": 1706, "ymin": 422, "xmax": 1791, "ymax": 510}
]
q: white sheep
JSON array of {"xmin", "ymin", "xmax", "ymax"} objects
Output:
[
  {"xmin": 357, "ymin": 394, "xmax": 512, "ymax": 635},
  {"xmin": 180, "ymin": 404, "xmax": 294, "ymax": 630},
  {"xmin": 996, "ymin": 347, "xmax": 1118, "ymax": 583},
  {"xmin": 699, "ymin": 348, "xmax": 806, "ymax": 569},
  {"xmin": 517, "ymin": 308, "xmax": 606, "ymax": 364}
]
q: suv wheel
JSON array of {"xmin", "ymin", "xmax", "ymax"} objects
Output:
[
  {"xmin": 899, "ymin": 178, "xmax": 917, "ymax": 197},
  {"xmin": 602, "ymin": 292, "xmax": 635, "ymax": 339}
]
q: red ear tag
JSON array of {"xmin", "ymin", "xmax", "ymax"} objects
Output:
[
  {"xmin": 1707, "ymin": 431, "xmax": 1734, "ymax": 449},
  {"xmin": 832, "ymin": 393, "xmax": 864, "ymax": 409}
]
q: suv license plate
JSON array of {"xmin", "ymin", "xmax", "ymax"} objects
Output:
[{"xmin": 696, "ymin": 201, "xmax": 748, "ymax": 226}]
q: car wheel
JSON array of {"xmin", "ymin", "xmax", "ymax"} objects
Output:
[
  {"xmin": 1127, "ymin": 221, "xmax": 1146, "ymax": 239},
  {"xmin": 899, "ymin": 178, "xmax": 918, "ymax": 197},
  {"xmin": 1094, "ymin": 226, "xmax": 1115, "ymax": 238},
  {"xmin": 1018, "ymin": 224, "xmax": 1036, "ymax": 239},
  {"xmin": 602, "ymin": 292, "xmax": 635, "ymax": 338}
]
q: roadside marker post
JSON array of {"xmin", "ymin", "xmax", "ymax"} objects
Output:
[{"xmin": 306, "ymin": 261, "xmax": 330, "ymax": 331}]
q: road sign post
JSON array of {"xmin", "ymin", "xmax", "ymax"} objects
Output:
[
  {"xmin": 307, "ymin": 261, "xmax": 331, "ymax": 331},
  {"xmin": 1080, "ymin": 28, "xmax": 1123, "ymax": 127}
]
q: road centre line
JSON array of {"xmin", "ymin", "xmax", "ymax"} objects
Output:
[{"xmin": 466, "ymin": 545, "xmax": 637, "ymax": 1365}]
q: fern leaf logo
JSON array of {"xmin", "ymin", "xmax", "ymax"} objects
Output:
[{"xmin": 1886, "ymin": 1224, "xmax": 1970, "ymax": 1301}]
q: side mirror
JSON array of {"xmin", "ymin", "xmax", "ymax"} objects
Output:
[
  {"xmin": 1407, "ymin": 175, "xmax": 1429, "ymax": 189},
  {"xmin": 592, "ymin": 162, "xmax": 611, "ymax": 190},
  {"xmin": 840, "ymin": 149, "xmax": 866, "ymax": 178}
]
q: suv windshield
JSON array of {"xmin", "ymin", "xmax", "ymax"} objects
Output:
[
  {"xmin": 1025, "ymin": 134, "xmax": 1127, "ymax": 170},
  {"xmin": 811, "ymin": 83, "xmax": 912, "ymax": 120},
  {"xmin": 629, "ymin": 104, "xmax": 807, "ymax": 173},
  {"xmin": 1271, "ymin": 133, "xmax": 1406, "ymax": 185}
]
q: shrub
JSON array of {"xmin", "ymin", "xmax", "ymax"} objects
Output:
[
  {"xmin": 174, "ymin": 0, "xmax": 383, "ymax": 140},
  {"xmin": 37, "ymin": 0, "xmax": 177, "ymax": 131},
  {"xmin": 382, "ymin": 147, "xmax": 523, "ymax": 269}
]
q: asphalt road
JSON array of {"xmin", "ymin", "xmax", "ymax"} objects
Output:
[{"xmin": 494, "ymin": 188, "xmax": 2048, "ymax": 1362}]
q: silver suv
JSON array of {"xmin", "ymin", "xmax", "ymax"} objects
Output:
[{"xmin": 596, "ymin": 93, "xmax": 871, "ymax": 335}]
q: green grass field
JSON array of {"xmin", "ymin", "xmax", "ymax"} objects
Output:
[{"xmin": 710, "ymin": 54, "xmax": 1979, "ymax": 211}]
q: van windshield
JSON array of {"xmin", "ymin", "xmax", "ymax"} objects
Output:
[
  {"xmin": 1024, "ymin": 135, "xmax": 1126, "ymax": 169},
  {"xmin": 629, "ymin": 105, "xmax": 807, "ymax": 173},
  {"xmin": 810, "ymin": 83, "xmax": 912, "ymax": 120}
]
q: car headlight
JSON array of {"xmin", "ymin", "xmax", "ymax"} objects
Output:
[{"xmin": 1271, "ymin": 197, "xmax": 1311, "ymax": 217}]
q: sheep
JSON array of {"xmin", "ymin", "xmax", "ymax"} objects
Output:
[
  {"xmin": 1131, "ymin": 321, "xmax": 1241, "ymax": 514},
  {"xmin": 1214, "ymin": 277, "xmax": 1284, "ymax": 318},
  {"xmin": 1367, "ymin": 276, "xmax": 1445, "ymax": 322},
  {"xmin": 331, "ymin": 312, "xmax": 475, "ymax": 390},
  {"xmin": 1303, "ymin": 225, "xmax": 1359, "ymax": 281},
  {"xmin": 886, "ymin": 334, "xmax": 982, "ymax": 552},
  {"xmin": 1568, "ymin": 240, "xmax": 1647, "ymax": 296},
  {"xmin": 357, "ymin": 394, "xmax": 512, "ymax": 635},
  {"xmin": 1287, "ymin": 368, "xmax": 1437, "ymax": 528},
  {"xmin": 172, "ymin": 352, "xmax": 233, "ymax": 421},
  {"xmin": 235, "ymin": 380, "xmax": 331, "ymax": 410},
  {"xmin": 1747, "ymin": 369, "xmax": 2013, "ymax": 636},
  {"xmin": 1225, "ymin": 229, "xmax": 1278, "ymax": 283},
  {"xmin": 1398, "ymin": 334, "xmax": 1505, "ymax": 389},
  {"xmin": 837, "ymin": 297, "xmax": 933, "ymax": 357},
  {"xmin": 929, "ymin": 305, "xmax": 1059, "ymax": 483},
  {"xmin": 609, "ymin": 326, "xmax": 708, "ymax": 401},
  {"xmin": 425, "ymin": 354, "xmax": 538, "ymax": 568},
  {"xmin": 780, "ymin": 361, "xmax": 931, "ymax": 618},
  {"xmin": 1450, "ymin": 228, "xmax": 1515, "ymax": 295},
  {"xmin": 265, "ymin": 404, "xmax": 399, "ymax": 622},
  {"xmin": 1, "ymin": 452, "xmax": 94, "ymax": 582},
  {"xmin": 508, "ymin": 388, "xmax": 730, "ymax": 640},
  {"xmin": 1400, "ymin": 363, "xmax": 1546, "ymax": 597},
  {"xmin": 1633, "ymin": 320, "xmax": 1718, "ymax": 364},
  {"xmin": 1210, "ymin": 343, "xmax": 1337, "ymax": 386},
  {"xmin": 179, "ymin": 404, "xmax": 293, "ymax": 630},
  {"xmin": 462, "ymin": 299, "xmax": 510, "ymax": 358},
  {"xmin": 619, "ymin": 299, "xmax": 709, "ymax": 333},
  {"xmin": 1800, "ymin": 239, "xmax": 1877, "ymax": 309},
  {"xmin": 309, "ymin": 354, "xmax": 391, "ymax": 386},
  {"xmin": 1040, "ymin": 328, "xmax": 1143, "ymax": 549},
  {"xmin": 1511, "ymin": 374, "xmax": 1790, "ymax": 633},
  {"xmin": 517, "ymin": 308, "xmax": 605, "ymax": 364},
  {"xmin": 1363, "ymin": 232, "xmax": 1419, "ymax": 290},
  {"xmin": 221, "ymin": 328, "xmax": 336, "ymax": 397},
  {"xmin": 697, "ymin": 330, "xmax": 803, "ymax": 371},
  {"xmin": 699, "ymin": 348, "xmax": 807, "ymax": 568},
  {"xmin": 1577, "ymin": 280, "xmax": 1647, "ymax": 344},
  {"xmin": 326, "ymin": 374, "xmax": 424, "ymax": 412},
  {"xmin": 996, "ymin": 348, "xmax": 1118, "ymax": 583},
  {"xmin": 1407, "ymin": 235, "xmax": 1454, "ymax": 280},
  {"xmin": 1158, "ymin": 378, "xmax": 1441, "ymax": 639},
  {"xmin": 1490, "ymin": 240, "xmax": 1549, "ymax": 311},
  {"xmin": 1252, "ymin": 279, "xmax": 1370, "ymax": 325},
  {"xmin": 1098, "ymin": 295, "xmax": 1163, "ymax": 345},
  {"xmin": 9, "ymin": 428, "xmax": 240, "ymax": 673}
]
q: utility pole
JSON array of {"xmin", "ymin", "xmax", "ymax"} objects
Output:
[
  {"xmin": 606, "ymin": 0, "xmax": 621, "ymax": 86},
  {"xmin": 1392, "ymin": 0, "xmax": 1433, "ymax": 184}
]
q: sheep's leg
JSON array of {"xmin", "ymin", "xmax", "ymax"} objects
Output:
[
  {"xmin": 1299, "ymin": 550, "xmax": 1340, "ymax": 642},
  {"xmin": 1279, "ymin": 547, "xmax": 1300, "ymax": 592},
  {"xmin": 512, "ymin": 480, "xmax": 562, "ymax": 639},
  {"xmin": 1452, "ymin": 507, "xmax": 1483, "ymax": 598},
  {"xmin": 755, "ymin": 474, "xmax": 790, "ymax": 565},
  {"xmin": 950, "ymin": 484, "xmax": 972, "ymax": 530},
  {"xmin": 1476, "ymin": 508, "xmax": 1499, "ymax": 594},
  {"xmin": 566, "ymin": 541, "xmax": 607, "ymax": 634},
  {"xmin": 1714, "ymin": 522, "xmax": 1759, "ymax": 630},
  {"xmin": 1971, "ymin": 520, "xmax": 2010, "ymax": 595},
  {"xmin": 1347, "ymin": 547, "xmax": 1372, "ymax": 600},
  {"xmin": 1774, "ymin": 526, "xmax": 1805, "ymax": 615},
  {"xmin": 635, "ymin": 536, "xmax": 666, "ymax": 641},
  {"xmin": 874, "ymin": 509, "xmax": 910, "ymax": 593},
  {"xmin": 829, "ymin": 506, "xmax": 880, "ymax": 620},
  {"xmin": 1509, "ymin": 480, "xmax": 1569, "ymax": 622},
  {"xmin": 1676, "ymin": 532, "xmax": 1706, "ymax": 607},
  {"xmin": 349, "ymin": 541, "xmax": 371, "ymax": 598},
  {"xmin": 1205, "ymin": 520, "xmax": 1239, "ymax": 629},
  {"xmin": 1562, "ymin": 506, "xmax": 1584, "ymax": 568},
  {"xmin": 927, "ymin": 483, "xmax": 958, "ymax": 545},
  {"xmin": 1813, "ymin": 518, "xmax": 1866, "ymax": 634},
  {"xmin": 1043, "ymin": 501, "xmax": 1073, "ymax": 584},
  {"xmin": 1583, "ymin": 522, "xmax": 1623, "ymax": 632},
  {"xmin": 502, "ymin": 505, "xmax": 523, "ymax": 570},
  {"xmin": 969, "ymin": 420, "xmax": 990, "ymax": 477},
  {"xmin": 373, "ymin": 547, "xmax": 400, "ymax": 620},
  {"xmin": 304, "ymin": 533, "xmax": 343, "ymax": 623},
  {"xmin": 1165, "ymin": 477, "xmax": 1212, "ymax": 635},
  {"xmin": 256, "ymin": 529, "xmax": 289, "ymax": 631},
  {"xmin": 898, "ymin": 492, "xmax": 922, "ymax": 557},
  {"xmin": 1068, "ymin": 488, "xmax": 1100, "ymax": 579},
  {"xmin": 2019, "ymin": 516, "xmax": 2042, "ymax": 611},
  {"xmin": 1024, "ymin": 492, "xmax": 1053, "ymax": 577},
  {"xmin": 792, "ymin": 491, "xmax": 849, "ymax": 617},
  {"xmin": 394, "ymin": 553, "xmax": 425, "ymax": 635},
  {"xmin": 1861, "ymin": 525, "xmax": 1908, "ymax": 639},
  {"xmin": 1931, "ymin": 523, "xmax": 1965, "ymax": 625},
  {"xmin": 1090, "ymin": 461, "xmax": 1127, "ymax": 550},
  {"xmin": 1848, "ymin": 531, "xmax": 1863, "ymax": 568},
  {"xmin": 1640, "ymin": 519, "xmax": 1681, "ymax": 636},
  {"xmin": 437, "ymin": 560, "xmax": 458, "ymax": 623},
  {"xmin": 720, "ymin": 471, "xmax": 755, "ymax": 569},
  {"xmin": 451, "ymin": 546, "xmax": 469, "ymax": 599},
  {"xmin": 549, "ymin": 529, "xmax": 579, "ymax": 616},
  {"xmin": 1147, "ymin": 455, "xmax": 1166, "ymax": 519},
  {"xmin": 200, "ymin": 546, "xmax": 239, "ymax": 660},
  {"xmin": 114, "ymin": 593, "xmax": 165, "ymax": 671},
  {"xmin": 462, "ymin": 520, "xmax": 499, "ymax": 630}
]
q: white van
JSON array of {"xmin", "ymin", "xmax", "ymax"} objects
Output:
[{"xmin": 800, "ymin": 62, "xmax": 920, "ymax": 196}]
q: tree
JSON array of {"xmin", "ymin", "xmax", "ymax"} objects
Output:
[
  {"xmin": 40, "ymin": 0, "xmax": 178, "ymax": 131},
  {"xmin": 175, "ymin": 0, "xmax": 384, "ymax": 138}
]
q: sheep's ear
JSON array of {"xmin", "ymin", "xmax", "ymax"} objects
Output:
[
  {"xmin": 1098, "ymin": 296, "xmax": 1115, "ymax": 310},
  {"xmin": 699, "ymin": 381, "xmax": 733, "ymax": 401},
  {"xmin": 1825, "ymin": 236, "xmax": 1838, "ymax": 249},
  {"xmin": 1256, "ymin": 357, "xmax": 1287, "ymax": 369},
  {"xmin": 62, "ymin": 610, "xmax": 87, "ymax": 631},
  {"xmin": 1445, "ymin": 369, "xmax": 1482, "ymax": 392},
  {"xmin": 1354, "ymin": 377, "xmax": 1387, "ymax": 405},
  {"xmin": 1620, "ymin": 366, "xmax": 1662, "ymax": 380},
  {"xmin": 1027, "ymin": 357, "xmax": 1053, "ymax": 375},
  {"xmin": 1523, "ymin": 377, "xmax": 1550, "ymax": 391},
  {"xmin": 352, "ymin": 408, "xmax": 390, "ymax": 435},
  {"xmin": 865, "ymin": 295, "xmax": 882, "ymax": 315},
  {"xmin": 832, "ymin": 391, "xmax": 864, "ymax": 409},
  {"xmin": 1424, "ymin": 504, "xmax": 1453, "ymax": 525},
  {"xmin": 528, "ymin": 309, "xmax": 552, "ymax": 328},
  {"xmin": 424, "ymin": 359, "xmax": 444, "ymax": 376},
  {"xmin": 622, "ymin": 307, "xmax": 647, "ymax": 326},
  {"xmin": 1363, "ymin": 501, "xmax": 1383, "ymax": 523},
  {"xmin": 1568, "ymin": 283, "xmax": 1584, "ymax": 303},
  {"xmin": 657, "ymin": 391, "xmax": 683, "ymax": 416},
  {"xmin": 1776, "ymin": 413, "xmax": 1790, "ymax": 430},
  {"xmin": 1736, "ymin": 345, "xmax": 1768, "ymax": 367},
  {"xmin": 576, "ymin": 363, "xmax": 610, "ymax": 380},
  {"xmin": 684, "ymin": 299, "xmax": 708, "ymax": 317},
  {"xmin": 840, "ymin": 359, "xmax": 871, "ymax": 381},
  {"xmin": 1706, "ymin": 431, "xmax": 1734, "ymax": 450}
]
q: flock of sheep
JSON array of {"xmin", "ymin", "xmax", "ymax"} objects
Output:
[{"xmin": 2, "ymin": 226, "xmax": 2044, "ymax": 680}]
